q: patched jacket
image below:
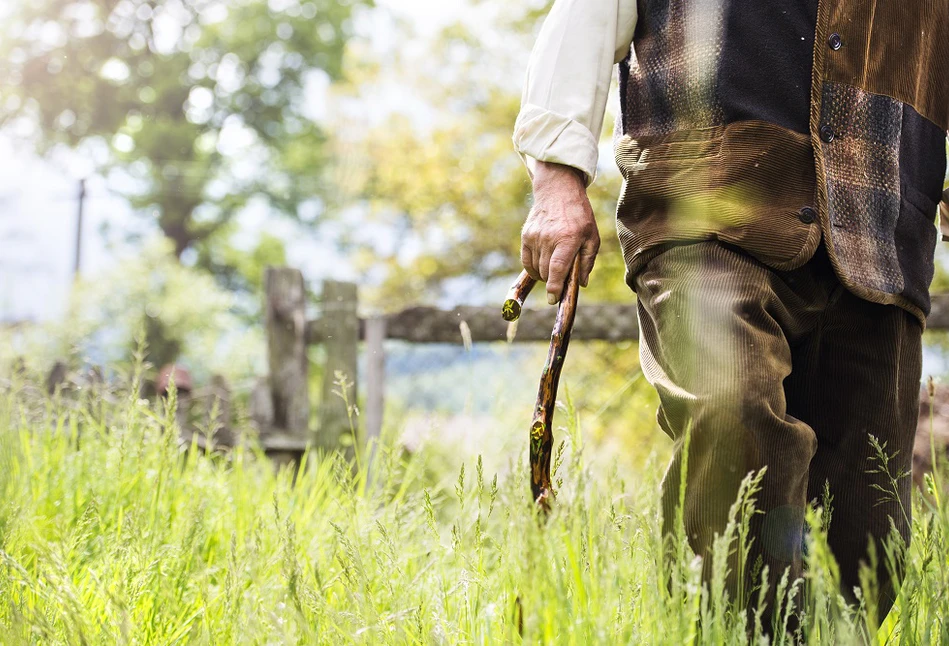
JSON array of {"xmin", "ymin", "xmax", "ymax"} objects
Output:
[{"xmin": 515, "ymin": 0, "xmax": 949, "ymax": 323}]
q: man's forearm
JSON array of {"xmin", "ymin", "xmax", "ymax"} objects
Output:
[{"xmin": 514, "ymin": 0, "xmax": 637, "ymax": 301}]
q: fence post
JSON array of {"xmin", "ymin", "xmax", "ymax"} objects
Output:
[
  {"xmin": 206, "ymin": 374, "xmax": 233, "ymax": 446},
  {"xmin": 318, "ymin": 281, "xmax": 359, "ymax": 453},
  {"xmin": 364, "ymin": 316, "xmax": 386, "ymax": 448},
  {"xmin": 265, "ymin": 268, "xmax": 309, "ymax": 444}
]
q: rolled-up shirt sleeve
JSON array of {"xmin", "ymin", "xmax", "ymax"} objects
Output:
[{"xmin": 513, "ymin": 0, "xmax": 638, "ymax": 186}]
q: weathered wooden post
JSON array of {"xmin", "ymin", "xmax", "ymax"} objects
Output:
[
  {"xmin": 364, "ymin": 316, "xmax": 386, "ymax": 446},
  {"xmin": 318, "ymin": 281, "xmax": 359, "ymax": 453},
  {"xmin": 206, "ymin": 374, "xmax": 234, "ymax": 446},
  {"xmin": 264, "ymin": 268, "xmax": 309, "ymax": 453},
  {"xmin": 250, "ymin": 376, "xmax": 274, "ymax": 433}
]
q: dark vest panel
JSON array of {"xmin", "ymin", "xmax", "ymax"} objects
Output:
[{"xmin": 717, "ymin": 0, "xmax": 818, "ymax": 135}]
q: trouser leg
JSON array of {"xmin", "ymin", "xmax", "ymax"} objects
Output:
[
  {"xmin": 635, "ymin": 242, "xmax": 827, "ymax": 611},
  {"xmin": 786, "ymin": 286, "xmax": 922, "ymax": 623}
]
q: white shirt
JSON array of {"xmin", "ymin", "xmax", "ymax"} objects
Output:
[{"xmin": 512, "ymin": 0, "xmax": 639, "ymax": 186}]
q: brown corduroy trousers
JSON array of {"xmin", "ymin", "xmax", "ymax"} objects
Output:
[{"xmin": 634, "ymin": 240, "xmax": 922, "ymax": 620}]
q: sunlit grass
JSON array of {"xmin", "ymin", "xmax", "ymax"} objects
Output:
[{"xmin": 0, "ymin": 369, "xmax": 948, "ymax": 644}]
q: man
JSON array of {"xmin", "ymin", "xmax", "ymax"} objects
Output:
[{"xmin": 514, "ymin": 0, "xmax": 948, "ymax": 625}]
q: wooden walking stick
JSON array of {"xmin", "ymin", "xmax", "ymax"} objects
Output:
[{"xmin": 502, "ymin": 258, "xmax": 581, "ymax": 513}]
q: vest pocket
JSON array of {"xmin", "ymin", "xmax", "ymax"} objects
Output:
[
  {"xmin": 613, "ymin": 121, "xmax": 820, "ymax": 275},
  {"xmin": 901, "ymin": 182, "xmax": 939, "ymax": 221},
  {"xmin": 894, "ymin": 183, "xmax": 938, "ymax": 305}
]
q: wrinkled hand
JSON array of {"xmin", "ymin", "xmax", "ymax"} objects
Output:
[{"xmin": 521, "ymin": 161, "xmax": 600, "ymax": 304}]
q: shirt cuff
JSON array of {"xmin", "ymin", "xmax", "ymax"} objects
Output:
[{"xmin": 512, "ymin": 103, "xmax": 600, "ymax": 186}]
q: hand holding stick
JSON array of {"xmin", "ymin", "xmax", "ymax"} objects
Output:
[{"xmin": 501, "ymin": 258, "xmax": 581, "ymax": 513}]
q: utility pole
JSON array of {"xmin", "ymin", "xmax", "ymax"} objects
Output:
[{"xmin": 74, "ymin": 178, "xmax": 86, "ymax": 280}]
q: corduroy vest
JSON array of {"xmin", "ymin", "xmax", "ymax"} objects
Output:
[{"xmin": 614, "ymin": 0, "xmax": 949, "ymax": 324}]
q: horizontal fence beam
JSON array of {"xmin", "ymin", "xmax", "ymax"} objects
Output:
[
  {"xmin": 308, "ymin": 304, "xmax": 639, "ymax": 344},
  {"xmin": 307, "ymin": 293, "xmax": 949, "ymax": 345}
]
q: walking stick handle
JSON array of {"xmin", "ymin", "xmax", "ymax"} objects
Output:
[{"xmin": 502, "ymin": 270, "xmax": 537, "ymax": 322}]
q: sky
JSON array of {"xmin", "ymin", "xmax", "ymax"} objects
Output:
[
  {"xmin": 0, "ymin": 140, "xmax": 129, "ymax": 322},
  {"xmin": 0, "ymin": 0, "xmax": 487, "ymax": 324}
]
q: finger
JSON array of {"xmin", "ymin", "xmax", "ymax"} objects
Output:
[
  {"xmin": 538, "ymin": 245, "xmax": 552, "ymax": 283},
  {"xmin": 578, "ymin": 234, "xmax": 599, "ymax": 288},
  {"xmin": 521, "ymin": 243, "xmax": 540, "ymax": 281},
  {"xmin": 546, "ymin": 241, "xmax": 580, "ymax": 304}
]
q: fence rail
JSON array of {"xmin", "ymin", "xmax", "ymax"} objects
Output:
[{"xmin": 261, "ymin": 266, "xmax": 949, "ymax": 458}]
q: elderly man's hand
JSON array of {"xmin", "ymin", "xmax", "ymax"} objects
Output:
[{"xmin": 521, "ymin": 161, "xmax": 600, "ymax": 304}]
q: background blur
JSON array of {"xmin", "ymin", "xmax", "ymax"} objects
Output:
[{"xmin": 2, "ymin": 0, "xmax": 948, "ymax": 475}]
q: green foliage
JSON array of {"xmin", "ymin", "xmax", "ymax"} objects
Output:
[
  {"xmin": 338, "ymin": 105, "xmax": 629, "ymax": 310},
  {"xmin": 40, "ymin": 238, "xmax": 263, "ymax": 380},
  {"xmin": 197, "ymin": 227, "xmax": 288, "ymax": 297},
  {"xmin": 330, "ymin": 4, "xmax": 630, "ymax": 310},
  {"xmin": 0, "ymin": 0, "xmax": 370, "ymax": 257},
  {"xmin": 2, "ymin": 369, "xmax": 949, "ymax": 643}
]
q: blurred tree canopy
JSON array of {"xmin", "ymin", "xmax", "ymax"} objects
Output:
[
  {"xmin": 328, "ymin": 2, "xmax": 630, "ymax": 310},
  {"xmin": 0, "ymin": 0, "xmax": 371, "ymax": 259},
  {"xmin": 2, "ymin": 239, "xmax": 264, "ymax": 380}
]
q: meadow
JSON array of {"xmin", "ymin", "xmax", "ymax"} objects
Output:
[{"xmin": 1, "ymin": 366, "xmax": 948, "ymax": 645}]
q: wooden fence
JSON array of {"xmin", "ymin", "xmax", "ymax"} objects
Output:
[{"xmin": 258, "ymin": 267, "xmax": 949, "ymax": 457}]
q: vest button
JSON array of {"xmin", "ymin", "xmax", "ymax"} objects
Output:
[
  {"xmin": 799, "ymin": 207, "xmax": 817, "ymax": 224},
  {"xmin": 828, "ymin": 33, "xmax": 843, "ymax": 50},
  {"xmin": 819, "ymin": 125, "xmax": 835, "ymax": 143}
]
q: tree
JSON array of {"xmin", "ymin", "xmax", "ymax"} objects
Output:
[
  {"xmin": 327, "ymin": 2, "xmax": 629, "ymax": 309},
  {"xmin": 0, "ymin": 0, "xmax": 371, "ymax": 258}
]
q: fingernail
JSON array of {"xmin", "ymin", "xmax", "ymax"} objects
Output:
[{"xmin": 547, "ymin": 293, "xmax": 557, "ymax": 305}]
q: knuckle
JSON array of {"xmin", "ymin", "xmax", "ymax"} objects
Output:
[{"xmin": 548, "ymin": 256, "xmax": 569, "ymax": 272}]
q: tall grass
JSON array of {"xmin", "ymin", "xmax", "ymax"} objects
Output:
[{"xmin": 0, "ymin": 371, "xmax": 947, "ymax": 645}]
